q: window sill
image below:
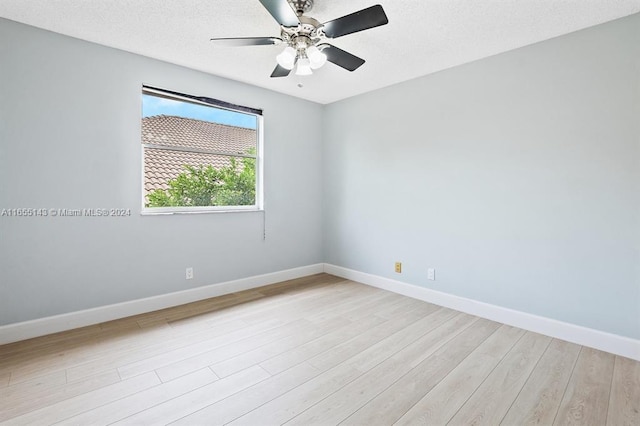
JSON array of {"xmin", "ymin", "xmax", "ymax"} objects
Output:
[{"xmin": 141, "ymin": 207, "xmax": 264, "ymax": 216}]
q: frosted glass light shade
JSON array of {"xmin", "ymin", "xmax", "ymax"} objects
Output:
[
  {"xmin": 276, "ymin": 46, "xmax": 296, "ymax": 70},
  {"xmin": 295, "ymin": 58, "xmax": 313, "ymax": 76},
  {"xmin": 307, "ymin": 45, "xmax": 327, "ymax": 69}
]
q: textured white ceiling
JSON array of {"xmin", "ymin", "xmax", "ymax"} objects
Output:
[{"xmin": 1, "ymin": 0, "xmax": 639, "ymax": 104}]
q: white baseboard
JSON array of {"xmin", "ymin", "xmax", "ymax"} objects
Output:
[
  {"xmin": 324, "ymin": 264, "xmax": 640, "ymax": 361},
  {"xmin": 0, "ymin": 264, "xmax": 324, "ymax": 345}
]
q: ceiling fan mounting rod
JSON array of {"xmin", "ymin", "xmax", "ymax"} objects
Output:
[{"xmin": 290, "ymin": 0, "xmax": 313, "ymax": 16}]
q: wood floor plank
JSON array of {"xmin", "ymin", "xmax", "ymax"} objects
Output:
[
  {"xmin": 135, "ymin": 292, "xmax": 256, "ymax": 328},
  {"xmin": 374, "ymin": 296, "xmax": 437, "ymax": 320},
  {"xmin": 235, "ymin": 281, "xmax": 379, "ymax": 327},
  {"xmin": 56, "ymin": 368, "xmax": 218, "ymax": 425},
  {"xmin": 64, "ymin": 317, "xmax": 253, "ymax": 382},
  {"xmin": 159, "ymin": 290, "xmax": 266, "ymax": 324},
  {"xmin": 228, "ymin": 308, "xmax": 459, "ymax": 425},
  {"xmin": 301, "ymin": 289, "xmax": 403, "ymax": 324},
  {"xmin": 0, "ymin": 278, "xmax": 335, "ymax": 379},
  {"xmin": 138, "ymin": 274, "xmax": 340, "ymax": 329},
  {"xmin": 98, "ymin": 316, "xmax": 142, "ymax": 332},
  {"xmin": 258, "ymin": 309, "xmax": 387, "ymax": 376},
  {"xmin": 0, "ymin": 316, "xmax": 186, "ymax": 376},
  {"xmin": 0, "ymin": 278, "xmax": 357, "ymax": 383},
  {"xmin": 1, "ymin": 327, "xmax": 130, "ymax": 382},
  {"xmin": 395, "ymin": 324, "xmax": 526, "ymax": 425},
  {"xmin": 448, "ymin": 331, "xmax": 551, "ymax": 425},
  {"xmin": 305, "ymin": 306, "xmax": 451, "ymax": 373},
  {"xmin": 0, "ymin": 372, "xmax": 9, "ymax": 387},
  {"xmin": 235, "ymin": 281, "xmax": 375, "ymax": 329},
  {"xmin": 554, "ymin": 347, "xmax": 615, "ymax": 426},
  {"xmin": 209, "ymin": 317, "xmax": 350, "ymax": 378},
  {"xmin": 255, "ymin": 274, "xmax": 347, "ymax": 297},
  {"xmin": 501, "ymin": 339, "xmax": 581, "ymax": 425},
  {"xmin": 117, "ymin": 318, "xmax": 289, "ymax": 379},
  {"xmin": 171, "ymin": 362, "xmax": 321, "ymax": 425},
  {"xmin": 0, "ymin": 370, "xmax": 122, "ymax": 422},
  {"xmin": 607, "ymin": 355, "xmax": 640, "ymax": 426},
  {"xmin": 0, "ymin": 324, "xmax": 103, "ymax": 360},
  {"xmin": 151, "ymin": 317, "xmax": 329, "ymax": 382},
  {"xmin": 2, "ymin": 371, "xmax": 160, "ymax": 426},
  {"xmin": 106, "ymin": 283, "xmax": 363, "ymax": 383},
  {"xmin": 161, "ymin": 290, "xmax": 283, "ymax": 331},
  {"xmin": 342, "ymin": 318, "xmax": 499, "ymax": 425},
  {"xmin": 1, "ymin": 370, "xmax": 66, "ymax": 396},
  {"xmin": 0, "ymin": 370, "xmax": 67, "ymax": 411},
  {"xmin": 112, "ymin": 365, "xmax": 271, "ymax": 425},
  {"xmin": 207, "ymin": 291, "xmax": 420, "ymax": 380},
  {"xmin": 289, "ymin": 317, "xmax": 498, "ymax": 426},
  {"xmin": 3, "ymin": 316, "xmax": 206, "ymax": 383}
]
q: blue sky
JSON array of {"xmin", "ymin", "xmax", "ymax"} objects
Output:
[{"xmin": 142, "ymin": 94, "xmax": 257, "ymax": 129}]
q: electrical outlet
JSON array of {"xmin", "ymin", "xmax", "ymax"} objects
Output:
[
  {"xmin": 428, "ymin": 268, "xmax": 435, "ymax": 280},
  {"xmin": 186, "ymin": 267, "xmax": 194, "ymax": 280},
  {"xmin": 395, "ymin": 262, "xmax": 402, "ymax": 273}
]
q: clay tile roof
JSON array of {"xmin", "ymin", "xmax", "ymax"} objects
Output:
[{"xmin": 142, "ymin": 115, "xmax": 256, "ymax": 199}]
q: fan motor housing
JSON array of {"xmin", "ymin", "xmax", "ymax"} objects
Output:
[{"xmin": 281, "ymin": 15, "xmax": 322, "ymax": 46}]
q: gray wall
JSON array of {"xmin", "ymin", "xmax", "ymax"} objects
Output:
[
  {"xmin": 0, "ymin": 18, "xmax": 324, "ymax": 325},
  {"xmin": 323, "ymin": 14, "xmax": 640, "ymax": 339}
]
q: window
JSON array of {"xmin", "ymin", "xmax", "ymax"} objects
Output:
[{"xmin": 141, "ymin": 86, "xmax": 263, "ymax": 213}]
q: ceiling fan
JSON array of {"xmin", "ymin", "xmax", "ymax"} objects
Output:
[{"xmin": 210, "ymin": 0, "xmax": 389, "ymax": 77}]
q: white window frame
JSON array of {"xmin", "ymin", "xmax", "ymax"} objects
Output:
[{"xmin": 141, "ymin": 86, "xmax": 264, "ymax": 215}]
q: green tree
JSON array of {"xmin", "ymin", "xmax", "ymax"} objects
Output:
[{"xmin": 147, "ymin": 155, "xmax": 256, "ymax": 207}]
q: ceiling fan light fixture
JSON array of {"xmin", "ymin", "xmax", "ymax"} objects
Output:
[
  {"xmin": 306, "ymin": 45, "xmax": 327, "ymax": 69},
  {"xmin": 295, "ymin": 57, "xmax": 313, "ymax": 76},
  {"xmin": 210, "ymin": 1, "xmax": 389, "ymax": 79},
  {"xmin": 276, "ymin": 46, "xmax": 296, "ymax": 70}
]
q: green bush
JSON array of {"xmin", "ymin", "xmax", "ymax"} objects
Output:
[{"xmin": 147, "ymin": 156, "xmax": 256, "ymax": 207}]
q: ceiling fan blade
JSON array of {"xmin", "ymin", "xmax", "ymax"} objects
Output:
[
  {"xmin": 322, "ymin": 5, "xmax": 388, "ymax": 39},
  {"xmin": 210, "ymin": 37, "xmax": 282, "ymax": 47},
  {"xmin": 270, "ymin": 64, "xmax": 293, "ymax": 78},
  {"xmin": 318, "ymin": 44, "xmax": 365, "ymax": 71},
  {"xmin": 258, "ymin": 0, "xmax": 300, "ymax": 27}
]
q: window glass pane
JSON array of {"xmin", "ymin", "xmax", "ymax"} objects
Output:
[{"xmin": 141, "ymin": 90, "xmax": 260, "ymax": 211}]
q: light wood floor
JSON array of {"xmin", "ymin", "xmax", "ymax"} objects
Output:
[{"xmin": 1, "ymin": 274, "xmax": 638, "ymax": 425}]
